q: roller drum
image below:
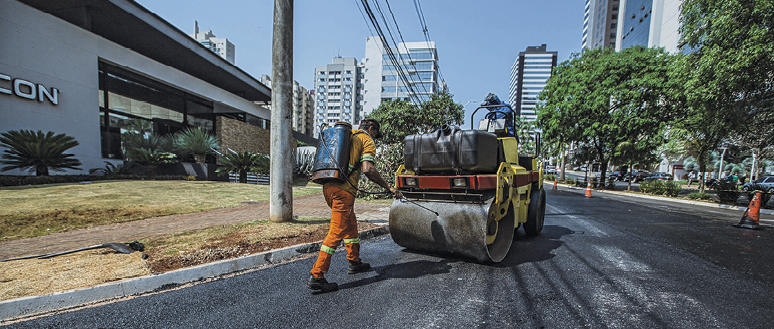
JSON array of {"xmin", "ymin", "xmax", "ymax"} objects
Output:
[{"xmin": 389, "ymin": 197, "xmax": 514, "ymax": 263}]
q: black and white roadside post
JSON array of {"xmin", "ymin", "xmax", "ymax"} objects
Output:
[{"xmin": 270, "ymin": 0, "xmax": 293, "ymax": 223}]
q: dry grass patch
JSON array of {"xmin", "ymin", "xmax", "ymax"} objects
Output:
[
  {"xmin": 0, "ymin": 249, "xmax": 150, "ymax": 301},
  {"xmin": 0, "ymin": 181, "xmax": 321, "ymax": 241}
]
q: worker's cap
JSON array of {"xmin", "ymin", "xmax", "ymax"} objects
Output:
[{"xmin": 482, "ymin": 93, "xmax": 501, "ymax": 106}]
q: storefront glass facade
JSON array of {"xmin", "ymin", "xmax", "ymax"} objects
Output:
[{"xmin": 98, "ymin": 62, "xmax": 215, "ymax": 159}]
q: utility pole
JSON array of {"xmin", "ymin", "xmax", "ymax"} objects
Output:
[{"xmin": 270, "ymin": 0, "xmax": 293, "ymax": 223}]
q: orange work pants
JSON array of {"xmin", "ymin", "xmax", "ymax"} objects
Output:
[{"xmin": 311, "ymin": 186, "xmax": 361, "ymax": 278}]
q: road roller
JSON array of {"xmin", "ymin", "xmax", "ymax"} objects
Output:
[{"xmin": 389, "ymin": 104, "xmax": 546, "ymax": 263}]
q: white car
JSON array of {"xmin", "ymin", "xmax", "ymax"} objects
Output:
[{"xmin": 544, "ymin": 165, "xmax": 558, "ymax": 175}]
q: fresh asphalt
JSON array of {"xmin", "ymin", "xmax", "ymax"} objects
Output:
[{"xmin": 4, "ymin": 187, "xmax": 774, "ymax": 328}]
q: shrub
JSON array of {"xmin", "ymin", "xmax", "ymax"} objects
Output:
[
  {"xmin": 565, "ymin": 177, "xmax": 578, "ymax": 186},
  {"xmin": 359, "ymin": 143, "xmax": 403, "ymax": 200},
  {"xmin": 0, "ymin": 174, "xmax": 191, "ymax": 187},
  {"xmin": 714, "ymin": 180, "xmax": 741, "ymax": 204},
  {"xmin": 172, "ymin": 127, "xmax": 220, "ymax": 163},
  {"xmin": 639, "ymin": 180, "xmax": 681, "ymax": 196},
  {"xmin": 293, "ymin": 151, "xmax": 315, "ymax": 180},
  {"xmin": 89, "ymin": 161, "xmax": 136, "ymax": 178},
  {"xmin": 216, "ymin": 152, "xmax": 269, "ymax": 183},
  {"xmin": 687, "ymin": 192, "xmax": 713, "ymax": 200},
  {"xmin": 545, "ymin": 174, "xmax": 556, "ymax": 182},
  {"xmin": 662, "ymin": 180, "xmax": 682, "ymax": 197},
  {"xmin": 0, "ymin": 130, "xmax": 82, "ymax": 176}
]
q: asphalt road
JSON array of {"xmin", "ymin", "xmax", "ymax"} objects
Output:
[{"xmin": 6, "ymin": 188, "xmax": 774, "ymax": 328}]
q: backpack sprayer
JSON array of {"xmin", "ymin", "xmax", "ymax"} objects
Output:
[{"xmin": 310, "ymin": 121, "xmax": 438, "ymax": 215}]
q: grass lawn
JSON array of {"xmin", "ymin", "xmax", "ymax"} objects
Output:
[{"xmin": 0, "ymin": 180, "xmax": 321, "ymax": 241}]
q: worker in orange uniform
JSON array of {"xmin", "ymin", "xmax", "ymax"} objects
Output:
[{"xmin": 308, "ymin": 118, "xmax": 403, "ymax": 292}]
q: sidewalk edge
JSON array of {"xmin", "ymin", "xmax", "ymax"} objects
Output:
[{"xmin": 559, "ymin": 183, "xmax": 774, "ymax": 216}]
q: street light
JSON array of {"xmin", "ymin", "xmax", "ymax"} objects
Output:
[{"xmin": 462, "ymin": 100, "xmax": 480, "ymax": 108}]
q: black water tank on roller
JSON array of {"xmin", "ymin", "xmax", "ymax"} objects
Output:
[{"xmin": 404, "ymin": 125, "xmax": 498, "ymax": 173}]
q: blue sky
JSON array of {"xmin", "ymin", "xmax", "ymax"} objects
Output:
[{"xmin": 137, "ymin": 0, "xmax": 586, "ymax": 125}]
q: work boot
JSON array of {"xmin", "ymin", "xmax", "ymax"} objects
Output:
[
  {"xmin": 307, "ymin": 275, "xmax": 338, "ymax": 292},
  {"xmin": 348, "ymin": 260, "xmax": 371, "ymax": 274}
]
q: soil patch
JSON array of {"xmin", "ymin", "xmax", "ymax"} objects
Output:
[{"xmin": 145, "ymin": 221, "xmax": 382, "ymax": 273}]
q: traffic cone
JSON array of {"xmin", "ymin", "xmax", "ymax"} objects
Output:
[
  {"xmin": 585, "ymin": 181, "xmax": 592, "ymax": 198},
  {"xmin": 734, "ymin": 191, "xmax": 764, "ymax": 230},
  {"xmin": 553, "ymin": 178, "xmax": 558, "ymax": 190}
]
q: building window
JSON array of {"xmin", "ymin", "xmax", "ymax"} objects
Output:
[{"xmin": 98, "ymin": 62, "xmax": 215, "ymax": 160}]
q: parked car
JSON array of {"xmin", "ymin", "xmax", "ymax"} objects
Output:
[
  {"xmin": 608, "ymin": 171, "xmax": 625, "ymax": 181},
  {"xmin": 544, "ymin": 165, "xmax": 558, "ymax": 175},
  {"xmin": 624, "ymin": 170, "xmax": 650, "ymax": 183},
  {"xmin": 742, "ymin": 176, "xmax": 774, "ymax": 193},
  {"xmin": 644, "ymin": 172, "xmax": 674, "ymax": 181}
]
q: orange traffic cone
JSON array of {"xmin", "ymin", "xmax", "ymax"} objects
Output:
[
  {"xmin": 585, "ymin": 181, "xmax": 592, "ymax": 198},
  {"xmin": 734, "ymin": 191, "xmax": 763, "ymax": 230},
  {"xmin": 553, "ymin": 178, "xmax": 558, "ymax": 190}
]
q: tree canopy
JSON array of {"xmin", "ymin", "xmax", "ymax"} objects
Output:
[
  {"xmin": 537, "ymin": 46, "xmax": 675, "ymax": 188},
  {"xmin": 368, "ymin": 89, "xmax": 464, "ymax": 144}
]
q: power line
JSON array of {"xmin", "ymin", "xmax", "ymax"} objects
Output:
[
  {"xmin": 413, "ymin": 0, "xmax": 445, "ymax": 86},
  {"xmin": 359, "ymin": 0, "xmax": 423, "ymax": 104},
  {"xmin": 383, "ymin": 0, "xmax": 432, "ymax": 96},
  {"xmin": 371, "ymin": 0, "xmax": 424, "ymax": 102}
]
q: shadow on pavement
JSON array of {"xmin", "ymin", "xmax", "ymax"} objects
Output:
[
  {"xmin": 335, "ymin": 259, "xmax": 453, "ymax": 290},
  {"xmin": 495, "ymin": 225, "xmax": 574, "ymax": 267}
]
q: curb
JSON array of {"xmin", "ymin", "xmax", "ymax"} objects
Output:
[
  {"xmin": 559, "ymin": 183, "xmax": 774, "ymax": 216},
  {"xmin": 0, "ymin": 226, "xmax": 390, "ymax": 321}
]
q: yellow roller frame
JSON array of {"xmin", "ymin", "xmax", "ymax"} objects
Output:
[
  {"xmin": 394, "ymin": 165, "xmax": 414, "ymax": 187},
  {"xmin": 487, "ymin": 163, "xmax": 516, "ymax": 244}
]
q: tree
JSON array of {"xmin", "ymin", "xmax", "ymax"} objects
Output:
[
  {"xmin": 538, "ymin": 46, "xmax": 675, "ymax": 189},
  {"xmin": 676, "ymin": 0, "xmax": 774, "ymax": 190},
  {"xmin": 369, "ymin": 90, "xmax": 465, "ymax": 144},
  {"xmin": 668, "ymin": 53, "xmax": 744, "ymax": 193},
  {"xmin": 172, "ymin": 127, "xmax": 221, "ymax": 163},
  {"xmin": 0, "ymin": 130, "xmax": 82, "ymax": 176},
  {"xmin": 360, "ymin": 90, "xmax": 465, "ymax": 198},
  {"xmin": 680, "ymin": 0, "xmax": 774, "ymax": 111}
]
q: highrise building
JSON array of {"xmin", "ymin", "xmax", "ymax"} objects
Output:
[
  {"xmin": 260, "ymin": 76, "xmax": 315, "ymax": 136},
  {"xmin": 509, "ymin": 44, "xmax": 558, "ymax": 122},
  {"xmin": 313, "ymin": 57, "xmax": 364, "ymax": 136},
  {"xmin": 582, "ymin": 0, "xmax": 620, "ymax": 50},
  {"xmin": 362, "ymin": 37, "xmax": 441, "ymax": 114},
  {"xmin": 190, "ymin": 21, "xmax": 235, "ymax": 64},
  {"xmin": 615, "ymin": 0, "xmax": 682, "ymax": 53}
]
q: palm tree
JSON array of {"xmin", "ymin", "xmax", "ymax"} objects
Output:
[
  {"xmin": 172, "ymin": 127, "xmax": 220, "ymax": 163},
  {"xmin": 216, "ymin": 152, "xmax": 269, "ymax": 183},
  {"xmin": 0, "ymin": 130, "xmax": 82, "ymax": 176}
]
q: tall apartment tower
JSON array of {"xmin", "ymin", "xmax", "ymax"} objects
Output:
[
  {"xmin": 582, "ymin": 0, "xmax": 620, "ymax": 50},
  {"xmin": 190, "ymin": 21, "xmax": 235, "ymax": 64},
  {"xmin": 362, "ymin": 37, "xmax": 441, "ymax": 114},
  {"xmin": 509, "ymin": 44, "xmax": 558, "ymax": 122},
  {"xmin": 260, "ymin": 75, "xmax": 315, "ymax": 136},
  {"xmin": 313, "ymin": 57, "xmax": 364, "ymax": 136},
  {"xmin": 615, "ymin": 0, "xmax": 682, "ymax": 53}
]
